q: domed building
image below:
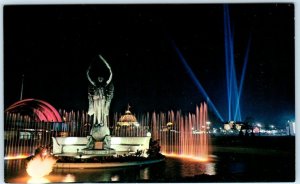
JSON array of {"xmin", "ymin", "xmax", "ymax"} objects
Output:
[
  {"xmin": 5, "ymin": 98, "xmax": 62, "ymax": 123},
  {"xmin": 117, "ymin": 108, "xmax": 139, "ymax": 127},
  {"xmin": 4, "ymin": 98, "xmax": 65, "ymax": 158},
  {"xmin": 5, "ymin": 98, "xmax": 64, "ymax": 138},
  {"xmin": 114, "ymin": 105, "xmax": 145, "ymax": 137}
]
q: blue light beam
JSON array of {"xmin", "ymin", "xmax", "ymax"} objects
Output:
[
  {"xmin": 234, "ymin": 36, "xmax": 251, "ymax": 121},
  {"xmin": 171, "ymin": 40, "xmax": 224, "ymax": 122},
  {"xmin": 224, "ymin": 5, "xmax": 231, "ymax": 120},
  {"xmin": 224, "ymin": 4, "xmax": 244, "ymax": 122}
]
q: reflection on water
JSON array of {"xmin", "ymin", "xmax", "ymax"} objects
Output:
[
  {"xmin": 62, "ymin": 174, "xmax": 75, "ymax": 182},
  {"xmin": 27, "ymin": 177, "xmax": 50, "ymax": 183},
  {"xmin": 111, "ymin": 175, "xmax": 120, "ymax": 181},
  {"xmin": 165, "ymin": 157, "xmax": 216, "ymax": 178},
  {"xmin": 4, "ymin": 152, "xmax": 294, "ymax": 182},
  {"xmin": 205, "ymin": 163, "xmax": 216, "ymax": 175},
  {"xmin": 140, "ymin": 167, "xmax": 150, "ymax": 180},
  {"xmin": 4, "ymin": 157, "xmax": 216, "ymax": 183},
  {"xmin": 229, "ymin": 162, "xmax": 246, "ymax": 174}
]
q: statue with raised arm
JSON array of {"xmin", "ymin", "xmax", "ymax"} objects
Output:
[{"xmin": 86, "ymin": 54, "xmax": 114, "ymax": 149}]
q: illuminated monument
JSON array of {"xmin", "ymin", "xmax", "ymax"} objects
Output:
[
  {"xmin": 86, "ymin": 55, "xmax": 114, "ymax": 150},
  {"xmin": 51, "ymin": 55, "xmax": 151, "ymax": 158},
  {"xmin": 4, "ymin": 53, "xmax": 208, "ymax": 164}
]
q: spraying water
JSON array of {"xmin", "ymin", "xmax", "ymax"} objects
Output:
[
  {"xmin": 151, "ymin": 103, "xmax": 210, "ymax": 161},
  {"xmin": 6, "ymin": 104, "xmax": 210, "ymax": 162}
]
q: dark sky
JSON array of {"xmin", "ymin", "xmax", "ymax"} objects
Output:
[{"xmin": 4, "ymin": 4, "xmax": 295, "ymax": 127}]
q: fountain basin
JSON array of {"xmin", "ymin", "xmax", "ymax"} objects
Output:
[
  {"xmin": 54, "ymin": 158, "xmax": 164, "ymax": 169},
  {"xmin": 52, "ymin": 136, "xmax": 151, "ymax": 157}
]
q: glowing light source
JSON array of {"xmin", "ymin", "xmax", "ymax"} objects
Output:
[
  {"xmin": 253, "ymin": 127, "xmax": 260, "ymax": 133},
  {"xmin": 62, "ymin": 174, "xmax": 75, "ymax": 183},
  {"xmin": 224, "ymin": 124, "xmax": 231, "ymax": 130},
  {"xmin": 167, "ymin": 122, "xmax": 173, "ymax": 126},
  {"xmin": 26, "ymin": 156, "xmax": 56, "ymax": 178},
  {"xmin": 27, "ymin": 177, "xmax": 50, "ymax": 183},
  {"xmin": 4, "ymin": 154, "xmax": 30, "ymax": 160},
  {"xmin": 64, "ymin": 137, "xmax": 79, "ymax": 144},
  {"xmin": 111, "ymin": 137, "xmax": 122, "ymax": 144},
  {"xmin": 162, "ymin": 153, "xmax": 209, "ymax": 162},
  {"xmin": 111, "ymin": 175, "xmax": 120, "ymax": 181}
]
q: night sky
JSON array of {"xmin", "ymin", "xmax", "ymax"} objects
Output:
[{"xmin": 4, "ymin": 4, "xmax": 294, "ymax": 127}]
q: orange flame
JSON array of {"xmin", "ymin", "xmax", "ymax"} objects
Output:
[{"xmin": 26, "ymin": 156, "xmax": 57, "ymax": 178}]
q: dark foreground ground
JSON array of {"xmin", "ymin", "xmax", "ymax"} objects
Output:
[
  {"xmin": 138, "ymin": 136, "xmax": 296, "ymax": 182},
  {"xmin": 211, "ymin": 135, "xmax": 295, "ymax": 151},
  {"xmin": 188, "ymin": 136, "xmax": 295, "ymax": 182}
]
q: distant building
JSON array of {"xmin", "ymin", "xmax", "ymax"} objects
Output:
[
  {"xmin": 287, "ymin": 121, "xmax": 295, "ymax": 136},
  {"xmin": 117, "ymin": 109, "xmax": 139, "ymax": 127},
  {"xmin": 114, "ymin": 106, "xmax": 148, "ymax": 137},
  {"xmin": 224, "ymin": 121, "xmax": 244, "ymax": 131},
  {"xmin": 4, "ymin": 98, "xmax": 65, "ymax": 141}
]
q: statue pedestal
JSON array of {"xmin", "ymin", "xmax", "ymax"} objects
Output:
[
  {"xmin": 87, "ymin": 125, "xmax": 112, "ymax": 150},
  {"xmin": 82, "ymin": 148, "xmax": 116, "ymax": 156},
  {"xmin": 94, "ymin": 141, "xmax": 104, "ymax": 149},
  {"xmin": 90, "ymin": 125, "xmax": 110, "ymax": 141}
]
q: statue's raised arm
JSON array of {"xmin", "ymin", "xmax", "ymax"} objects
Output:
[
  {"xmin": 98, "ymin": 54, "xmax": 113, "ymax": 86},
  {"xmin": 87, "ymin": 65, "xmax": 96, "ymax": 86},
  {"xmin": 87, "ymin": 54, "xmax": 114, "ymax": 125}
]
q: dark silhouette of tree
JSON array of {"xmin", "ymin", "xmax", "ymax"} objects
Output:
[{"xmin": 146, "ymin": 138, "xmax": 161, "ymax": 158}]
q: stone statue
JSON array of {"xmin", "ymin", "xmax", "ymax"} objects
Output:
[{"xmin": 86, "ymin": 55, "xmax": 114, "ymax": 149}]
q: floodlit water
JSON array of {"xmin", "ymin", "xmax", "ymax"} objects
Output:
[
  {"xmin": 4, "ymin": 150, "xmax": 294, "ymax": 183},
  {"xmin": 5, "ymin": 104, "xmax": 211, "ymax": 161}
]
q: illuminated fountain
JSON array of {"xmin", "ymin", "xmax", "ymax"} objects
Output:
[
  {"xmin": 4, "ymin": 99, "xmax": 65, "ymax": 160},
  {"xmin": 5, "ymin": 100, "xmax": 210, "ymax": 162},
  {"xmin": 4, "ymin": 54, "xmax": 211, "ymax": 183},
  {"xmin": 150, "ymin": 103, "xmax": 210, "ymax": 161}
]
